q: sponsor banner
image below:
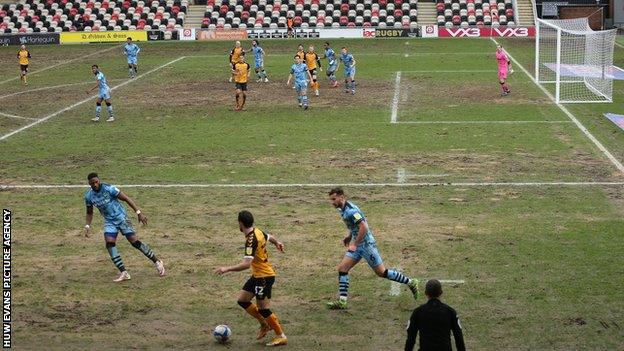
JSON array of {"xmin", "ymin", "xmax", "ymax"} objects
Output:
[
  {"xmin": 0, "ymin": 33, "xmax": 60, "ymax": 46},
  {"xmin": 146, "ymin": 30, "xmax": 164, "ymax": 41},
  {"xmin": 318, "ymin": 28, "xmax": 363, "ymax": 38},
  {"xmin": 198, "ymin": 29, "xmax": 248, "ymax": 40},
  {"xmin": 363, "ymin": 28, "xmax": 376, "ymax": 38},
  {"xmin": 60, "ymin": 31, "xmax": 148, "ymax": 43},
  {"xmin": 247, "ymin": 28, "xmax": 320, "ymax": 39},
  {"xmin": 421, "ymin": 25, "xmax": 439, "ymax": 38},
  {"xmin": 179, "ymin": 28, "xmax": 196, "ymax": 41},
  {"xmin": 374, "ymin": 28, "xmax": 419, "ymax": 38},
  {"xmin": 438, "ymin": 27, "xmax": 535, "ymax": 38}
]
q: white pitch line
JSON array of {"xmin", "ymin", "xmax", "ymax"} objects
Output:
[
  {"xmin": 0, "ymin": 45, "xmax": 121, "ymax": 85},
  {"xmin": 439, "ymin": 279, "xmax": 465, "ymax": 284},
  {"xmin": 491, "ymin": 38, "xmax": 624, "ymax": 174},
  {"xmin": 0, "ymin": 111, "xmax": 37, "ymax": 121},
  {"xmin": 0, "ymin": 80, "xmax": 124, "ymax": 100},
  {"xmin": 0, "ymin": 56, "xmax": 186, "ymax": 142},
  {"xmin": 390, "ymin": 71, "xmax": 401, "ymax": 124},
  {"xmin": 397, "ymin": 120, "xmax": 572, "ymax": 124},
  {"xmin": 2, "ymin": 181, "xmax": 624, "ymax": 190},
  {"xmin": 615, "ymin": 41, "xmax": 624, "ymax": 49},
  {"xmin": 389, "ymin": 266, "xmax": 404, "ymax": 296}
]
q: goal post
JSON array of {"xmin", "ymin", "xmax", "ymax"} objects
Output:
[{"xmin": 535, "ymin": 17, "xmax": 617, "ymax": 103}]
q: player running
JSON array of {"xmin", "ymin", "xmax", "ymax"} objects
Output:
[
  {"xmin": 17, "ymin": 45, "xmax": 31, "ymax": 86},
  {"xmin": 326, "ymin": 187, "xmax": 419, "ymax": 309},
  {"xmin": 250, "ymin": 40, "xmax": 268, "ymax": 83},
  {"xmin": 232, "ymin": 56, "xmax": 251, "ymax": 111},
  {"xmin": 215, "ymin": 210, "xmax": 287, "ymax": 347},
  {"xmin": 87, "ymin": 64, "xmax": 115, "ymax": 122},
  {"xmin": 496, "ymin": 44, "xmax": 512, "ymax": 96},
  {"xmin": 229, "ymin": 41, "xmax": 245, "ymax": 83},
  {"xmin": 84, "ymin": 172, "xmax": 165, "ymax": 282},
  {"xmin": 287, "ymin": 55, "xmax": 313, "ymax": 109},
  {"xmin": 339, "ymin": 47, "xmax": 356, "ymax": 94},
  {"xmin": 123, "ymin": 37, "xmax": 140, "ymax": 78},
  {"xmin": 322, "ymin": 42, "xmax": 339, "ymax": 88},
  {"xmin": 304, "ymin": 45, "xmax": 322, "ymax": 96}
]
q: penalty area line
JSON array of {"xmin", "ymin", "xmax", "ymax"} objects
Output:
[
  {"xmin": 2, "ymin": 181, "xmax": 624, "ymax": 190},
  {"xmin": 390, "ymin": 71, "xmax": 401, "ymax": 124},
  {"xmin": 0, "ymin": 111, "xmax": 38, "ymax": 121},
  {"xmin": 0, "ymin": 56, "xmax": 186, "ymax": 142}
]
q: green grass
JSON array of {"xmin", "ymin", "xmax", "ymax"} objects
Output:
[{"xmin": 1, "ymin": 38, "xmax": 623, "ymax": 350}]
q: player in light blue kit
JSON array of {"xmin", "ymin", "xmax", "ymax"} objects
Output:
[
  {"xmin": 286, "ymin": 55, "xmax": 313, "ymax": 109},
  {"xmin": 250, "ymin": 39, "xmax": 268, "ymax": 83},
  {"xmin": 322, "ymin": 42, "xmax": 339, "ymax": 88},
  {"xmin": 84, "ymin": 173, "xmax": 165, "ymax": 282},
  {"xmin": 123, "ymin": 37, "xmax": 140, "ymax": 78},
  {"xmin": 339, "ymin": 47, "xmax": 356, "ymax": 94},
  {"xmin": 326, "ymin": 187, "xmax": 418, "ymax": 309},
  {"xmin": 87, "ymin": 64, "xmax": 115, "ymax": 122}
]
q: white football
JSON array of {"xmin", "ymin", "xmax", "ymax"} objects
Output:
[{"xmin": 213, "ymin": 324, "xmax": 232, "ymax": 343}]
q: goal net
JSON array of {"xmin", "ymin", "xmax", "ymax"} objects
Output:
[{"xmin": 535, "ymin": 17, "xmax": 617, "ymax": 103}]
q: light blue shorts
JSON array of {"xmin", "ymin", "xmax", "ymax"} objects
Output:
[
  {"xmin": 294, "ymin": 80, "xmax": 307, "ymax": 92},
  {"xmin": 327, "ymin": 63, "xmax": 338, "ymax": 74},
  {"xmin": 98, "ymin": 88, "xmax": 111, "ymax": 100},
  {"xmin": 255, "ymin": 60, "xmax": 263, "ymax": 69},
  {"xmin": 345, "ymin": 242, "xmax": 383, "ymax": 268},
  {"xmin": 104, "ymin": 217, "xmax": 135, "ymax": 237},
  {"xmin": 127, "ymin": 56, "xmax": 137, "ymax": 65},
  {"xmin": 344, "ymin": 67, "xmax": 356, "ymax": 78}
]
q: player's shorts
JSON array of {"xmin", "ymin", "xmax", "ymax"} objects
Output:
[
  {"xmin": 98, "ymin": 87, "xmax": 111, "ymax": 100},
  {"xmin": 20, "ymin": 64, "xmax": 28, "ymax": 72},
  {"xmin": 327, "ymin": 63, "xmax": 337, "ymax": 75},
  {"xmin": 127, "ymin": 56, "xmax": 137, "ymax": 65},
  {"xmin": 308, "ymin": 68, "xmax": 317, "ymax": 78},
  {"xmin": 235, "ymin": 82, "xmax": 248, "ymax": 91},
  {"xmin": 255, "ymin": 60, "xmax": 263, "ymax": 69},
  {"xmin": 294, "ymin": 80, "xmax": 307, "ymax": 92},
  {"xmin": 344, "ymin": 67, "xmax": 356, "ymax": 78},
  {"xmin": 345, "ymin": 241, "xmax": 383, "ymax": 268},
  {"xmin": 498, "ymin": 69, "xmax": 508, "ymax": 81},
  {"xmin": 242, "ymin": 276, "xmax": 275, "ymax": 300},
  {"xmin": 103, "ymin": 217, "xmax": 136, "ymax": 237}
]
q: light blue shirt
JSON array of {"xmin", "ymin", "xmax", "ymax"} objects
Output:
[
  {"xmin": 290, "ymin": 63, "xmax": 308, "ymax": 82},
  {"xmin": 325, "ymin": 48, "xmax": 336, "ymax": 66},
  {"xmin": 252, "ymin": 45, "xmax": 264, "ymax": 62},
  {"xmin": 337, "ymin": 201, "xmax": 376, "ymax": 245},
  {"xmin": 124, "ymin": 43, "xmax": 140, "ymax": 58},
  {"xmin": 95, "ymin": 71, "xmax": 109, "ymax": 92},
  {"xmin": 85, "ymin": 183, "xmax": 126, "ymax": 223},
  {"xmin": 340, "ymin": 53, "xmax": 355, "ymax": 68}
]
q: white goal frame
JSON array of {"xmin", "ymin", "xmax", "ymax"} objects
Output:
[{"xmin": 535, "ymin": 17, "xmax": 617, "ymax": 104}]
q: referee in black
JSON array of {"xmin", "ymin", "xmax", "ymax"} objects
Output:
[{"xmin": 405, "ymin": 279, "xmax": 466, "ymax": 351}]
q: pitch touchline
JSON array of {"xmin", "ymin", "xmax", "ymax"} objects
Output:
[
  {"xmin": 0, "ymin": 45, "xmax": 121, "ymax": 85},
  {"xmin": 2, "ymin": 182, "xmax": 624, "ymax": 190},
  {"xmin": 0, "ymin": 56, "xmax": 186, "ymax": 141},
  {"xmin": 490, "ymin": 38, "xmax": 624, "ymax": 174}
]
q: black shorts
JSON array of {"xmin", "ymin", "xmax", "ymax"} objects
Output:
[
  {"xmin": 309, "ymin": 69, "xmax": 317, "ymax": 78},
  {"xmin": 20, "ymin": 64, "xmax": 28, "ymax": 72},
  {"xmin": 242, "ymin": 276, "xmax": 275, "ymax": 300},
  {"xmin": 235, "ymin": 82, "xmax": 248, "ymax": 91}
]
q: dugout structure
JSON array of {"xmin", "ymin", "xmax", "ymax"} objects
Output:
[{"xmin": 535, "ymin": 17, "xmax": 617, "ymax": 103}]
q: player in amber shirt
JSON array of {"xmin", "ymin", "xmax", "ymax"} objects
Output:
[
  {"xmin": 304, "ymin": 45, "xmax": 322, "ymax": 96},
  {"xmin": 232, "ymin": 56, "xmax": 251, "ymax": 111},
  {"xmin": 17, "ymin": 45, "xmax": 31, "ymax": 85},
  {"xmin": 215, "ymin": 211, "xmax": 288, "ymax": 347},
  {"xmin": 228, "ymin": 41, "xmax": 245, "ymax": 82}
]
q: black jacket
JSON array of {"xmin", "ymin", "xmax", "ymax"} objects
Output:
[{"xmin": 405, "ymin": 298, "xmax": 466, "ymax": 351}]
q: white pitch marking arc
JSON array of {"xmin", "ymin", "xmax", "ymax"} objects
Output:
[{"xmin": 0, "ymin": 111, "xmax": 38, "ymax": 121}]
